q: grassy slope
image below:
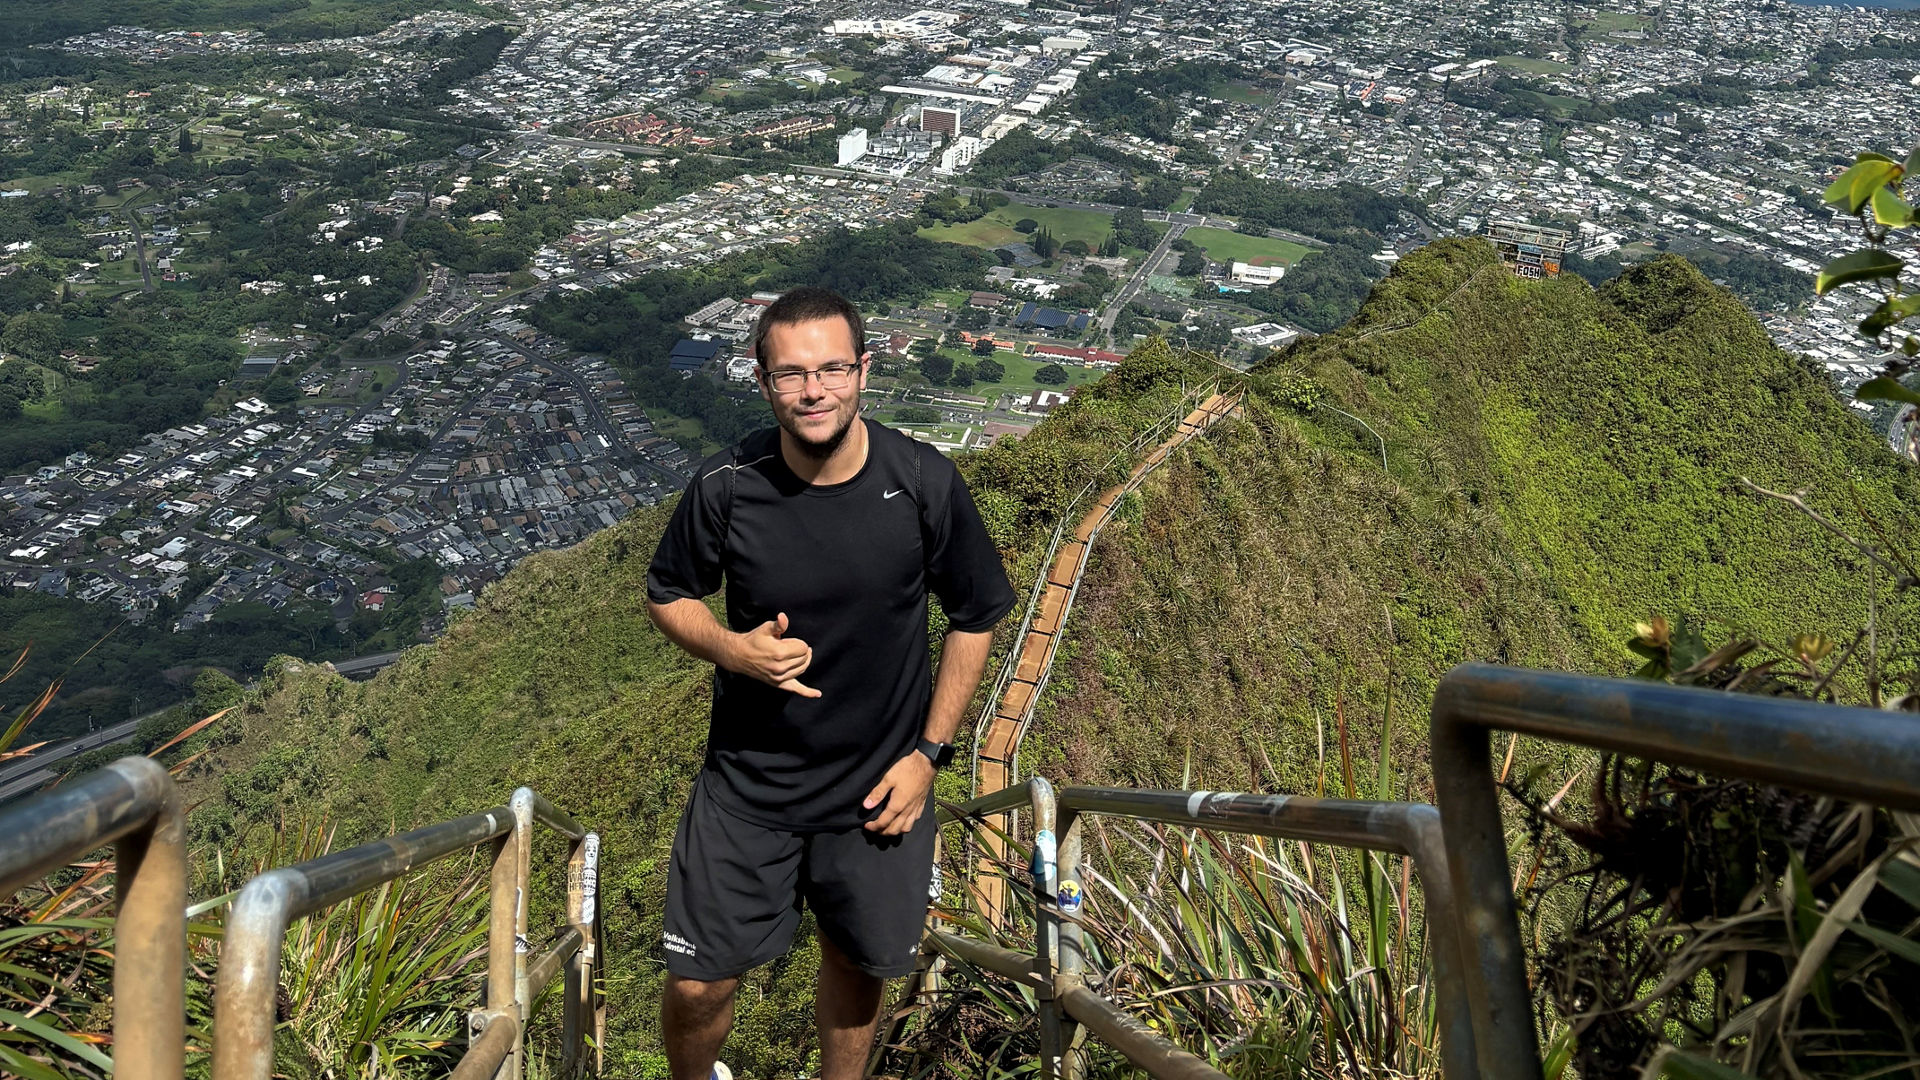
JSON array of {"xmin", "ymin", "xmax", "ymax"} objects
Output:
[{"xmin": 1027, "ymin": 239, "xmax": 1920, "ymax": 801}]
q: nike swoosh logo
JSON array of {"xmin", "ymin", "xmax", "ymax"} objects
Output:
[{"xmin": 884, "ymin": 489, "xmax": 904, "ymax": 499}]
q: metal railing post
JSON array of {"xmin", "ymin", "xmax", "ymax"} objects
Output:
[
  {"xmin": 110, "ymin": 758, "xmax": 187, "ymax": 1080},
  {"xmin": 1430, "ymin": 661, "xmax": 1920, "ymax": 1080},
  {"xmin": 212, "ymin": 802, "xmax": 572, "ymax": 1080},
  {"xmin": 564, "ymin": 832, "xmax": 600, "ymax": 1078},
  {"xmin": 507, "ymin": 789, "xmax": 537, "ymax": 1080},
  {"xmin": 0, "ymin": 757, "xmax": 187, "ymax": 1080},
  {"xmin": 1029, "ymin": 781, "xmax": 1063, "ymax": 1080},
  {"xmin": 1054, "ymin": 805, "xmax": 1089, "ymax": 1080},
  {"xmin": 483, "ymin": 828, "xmax": 518, "ymax": 1080}
]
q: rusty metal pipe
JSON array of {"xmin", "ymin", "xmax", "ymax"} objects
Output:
[
  {"xmin": 940, "ymin": 779, "xmax": 1049, "ymax": 824},
  {"xmin": 526, "ymin": 925, "xmax": 584, "ymax": 1001},
  {"xmin": 519, "ymin": 787, "xmax": 586, "ymax": 840},
  {"xmin": 0, "ymin": 754, "xmax": 176, "ymax": 894},
  {"xmin": 109, "ymin": 758, "xmax": 187, "ymax": 1080},
  {"xmin": 928, "ymin": 930, "xmax": 1046, "ymax": 989},
  {"xmin": 1430, "ymin": 662, "xmax": 1920, "ymax": 1080},
  {"xmin": 213, "ymin": 806, "xmax": 515, "ymax": 1080},
  {"xmin": 0, "ymin": 757, "xmax": 186, "ymax": 1080},
  {"xmin": 1055, "ymin": 787, "xmax": 1479, "ymax": 1080},
  {"xmin": 449, "ymin": 1012, "xmax": 520, "ymax": 1080},
  {"xmin": 1057, "ymin": 979, "xmax": 1229, "ymax": 1080}
]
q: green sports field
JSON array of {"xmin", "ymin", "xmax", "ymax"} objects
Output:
[
  {"xmin": 1184, "ymin": 227, "xmax": 1312, "ymax": 267},
  {"xmin": 918, "ymin": 202, "xmax": 1167, "ymax": 257}
]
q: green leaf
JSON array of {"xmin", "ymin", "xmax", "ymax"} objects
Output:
[
  {"xmin": 1848, "ymin": 918, "xmax": 1920, "ymax": 965},
  {"xmin": 1656, "ymin": 1049, "xmax": 1762, "ymax": 1080},
  {"xmin": 1825, "ymin": 160, "xmax": 1906, "ymax": 214},
  {"xmin": 1874, "ymin": 185, "xmax": 1916, "ymax": 227},
  {"xmin": 1879, "ymin": 859, "xmax": 1920, "ymax": 911},
  {"xmin": 1855, "ymin": 377, "xmax": 1920, "ymax": 407},
  {"xmin": 0, "ymin": 1008, "xmax": 114, "ymax": 1071},
  {"xmin": 1816, "ymin": 249, "xmax": 1904, "ymax": 295},
  {"xmin": 1858, "ymin": 151, "xmax": 1900, "ymax": 164}
]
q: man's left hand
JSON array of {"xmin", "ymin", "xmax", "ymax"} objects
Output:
[{"xmin": 863, "ymin": 752, "xmax": 935, "ymax": 835}]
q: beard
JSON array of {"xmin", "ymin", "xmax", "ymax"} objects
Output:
[{"xmin": 781, "ymin": 405, "xmax": 856, "ymax": 460}]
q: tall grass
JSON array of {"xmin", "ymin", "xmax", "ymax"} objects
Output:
[
  {"xmin": 888, "ymin": 692, "xmax": 1445, "ymax": 1080},
  {"xmin": 249, "ymin": 818, "xmax": 491, "ymax": 1079},
  {"xmin": 0, "ymin": 645, "xmax": 494, "ymax": 1079}
]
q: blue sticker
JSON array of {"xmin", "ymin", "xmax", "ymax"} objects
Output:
[
  {"xmin": 1031, "ymin": 828, "xmax": 1057, "ymax": 884},
  {"xmin": 1057, "ymin": 879, "xmax": 1083, "ymax": 913}
]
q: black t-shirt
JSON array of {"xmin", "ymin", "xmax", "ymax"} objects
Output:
[{"xmin": 646, "ymin": 420, "xmax": 1017, "ymax": 830}]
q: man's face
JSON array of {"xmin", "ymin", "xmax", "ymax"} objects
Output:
[{"xmin": 757, "ymin": 317, "xmax": 869, "ymax": 460}]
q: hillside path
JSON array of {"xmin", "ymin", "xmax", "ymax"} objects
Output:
[{"xmin": 971, "ymin": 386, "xmax": 1243, "ymax": 922}]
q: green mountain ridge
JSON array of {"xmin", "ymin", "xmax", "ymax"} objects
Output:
[
  {"xmin": 179, "ymin": 238, "xmax": 1920, "ymax": 1075},
  {"xmin": 1024, "ymin": 239, "xmax": 1920, "ymax": 796}
]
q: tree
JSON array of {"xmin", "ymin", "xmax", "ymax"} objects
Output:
[
  {"xmin": 1031, "ymin": 227, "xmax": 1058, "ymax": 259},
  {"xmin": 1176, "ymin": 250, "xmax": 1207, "ymax": 276},
  {"xmin": 177, "ymin": 127, "xmax": 194, "ymax": 155},
  {"xmin": 192, "ymin": 669, "xmax": 243, "ymax": 714},
  {"xmin": 896, "ymin": 405, "xmax": 940, "ymax": 424},
  {"xmin": 1816, "ymin": 147, "xmax": 1920, "ymax": 409},
  {"xmin": 1034, "ymin": 363, "xmax": 1068, "ymax": 385},
  {"xmin": 1062, "ymin": 240, "xmax": 1091, "ymax": 257},
  {"xmin": 262, "ymin": 377, "xmax": 299, "ymax": 405},
  {"xmin": 972, "ymin": 338, "xmax": 997, "ymax": 356},
  {"xmin": 951, "ymin": 363, "xmax": 975, "ymax": 388},
  {"xmin": 909, "ymin": 337, "xmax": 938, "ymax": 358},
  {"xmin": 1014, "ymin": 218, "xmax": 1040, "ymax": 234},
  {"xmin": 919, "ymin": 353, "xmax": 953, "ymax": 385},
  {"xmin": 974, "ymin": 357, "xmax": 1005, "ymax": 382},
  {"xmin": 2, "ymin": 312, "xmax": 62, "ymax": 362}
]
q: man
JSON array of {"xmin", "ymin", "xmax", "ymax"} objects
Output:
[{"xmin": 645, "ymin": 285, "xmax": 1017, "ymax": 1080}]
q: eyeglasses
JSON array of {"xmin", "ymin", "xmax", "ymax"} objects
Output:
[{"xmin": 763, "ymin": 362, "xmax": 862, "ymax": 394}]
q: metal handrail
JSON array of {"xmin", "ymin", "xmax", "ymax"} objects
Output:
[
  {"xmin": 969, "ymin": 380, "xmax": 1221, "ymax": 791},
  {"xmin": 928, "ymin": 778, "xmax": 1475, "ymax": 1080},
  {"xmin": 1429, "ymin": 662, "xmax": 1920, "ymax": 1080},
  {"xmin": 0, "ymin": 756, "xmax": 184, "ymax": 1080},
  {"xmin": 213, "ymin": 786, "xmax": 603, "ymax": 1080},
  {"xmin": 1001, "ymin": 389, "xmax": 1245, "ymax": 790}
]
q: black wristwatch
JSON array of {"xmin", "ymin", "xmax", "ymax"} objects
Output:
[{"xmin": 916, "ymin": 738, "xmax": 955, "ymax": 769}]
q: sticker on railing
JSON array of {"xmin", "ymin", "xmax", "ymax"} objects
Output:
[
  {"xmin": 1057, "ymin": 879, "xmax": 1083, "ymax": 914},
  {"xmin": 580, "ymin": 833, "xmax": 600, "ymax": 925},
  {"xmin": 1031, "ymin": 828, "xmax": 1057, "ymax": 887}
]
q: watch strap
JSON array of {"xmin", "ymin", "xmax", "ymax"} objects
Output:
[{"xmin": 916, "ymin": 738, "xmax": 955, "ymax": 769}]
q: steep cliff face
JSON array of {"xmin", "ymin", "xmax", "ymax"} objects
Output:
[{"xmin": 186, "ymin": 240, "xmax": 1920, "ymax": 1073}]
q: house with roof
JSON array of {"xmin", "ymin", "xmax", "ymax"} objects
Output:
[{"xmin": 668, "ymin": 338, "xmax": 722, "ymax": 377}]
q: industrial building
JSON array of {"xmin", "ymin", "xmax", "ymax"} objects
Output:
[
  {"xmin": 921, "ymin": 106, "xmax": 961, "ymax": 137},
  {"xmin": 1485, "ymin": 220, "xmax": 1571, "ymax": 278}
]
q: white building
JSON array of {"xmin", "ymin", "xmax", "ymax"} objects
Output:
[
  {"xmin": 837, "ymin": 127, "xmax": 869, "ymax": 166},
  {"xmin": 938, "ymin": 135, "xmax": 985, "ymax": 174},
  {"xmin": 1231, "ymin": 262, "xmax": 1286, "ymax": 286}
]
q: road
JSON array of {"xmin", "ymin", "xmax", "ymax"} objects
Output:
[
  {"xmin": 123, "ymin": 202, "xmax": 154, "ymax": 293},
  {"xmin": 1101, "ymin": 222, "xmax": 1188, "ymax": 334}
]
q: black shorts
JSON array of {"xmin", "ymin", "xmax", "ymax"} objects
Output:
[{"xmin": 662, "ymin": 775, "xmax": 939, "ymax": 980}]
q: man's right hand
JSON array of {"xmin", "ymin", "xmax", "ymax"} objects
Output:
[{"xmin": 727, "ymin": 612, "xmax": 821, "ymax": 698}]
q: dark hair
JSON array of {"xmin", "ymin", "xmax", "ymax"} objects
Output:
[{"xmin": 751, "ymin": 286, "xmax": 865, "ymax": 368}]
